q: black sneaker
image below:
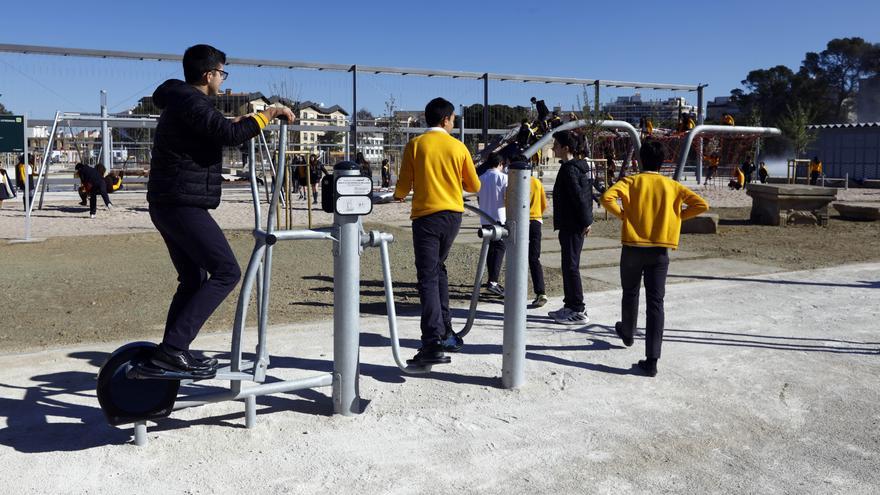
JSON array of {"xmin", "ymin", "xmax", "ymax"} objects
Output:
[
  {"xmin": 406, "ymin": 347, "xmax": 451, "ymax": 366},
  {"xmin": 151, "ymin": 343, "xmax": 216, "ymax": 374},
  {"xmin": 637, "ymin": 359, "xmax": 658, "ymax": 377},
  {"xmin": 486, "ymin": 282, "xmax": 505, "ymax": 297},
  {"xmin": 441, "ymin": 332, "xmax": 464, "ymax": 353},
  {"xmin": 614, "ymin": 321, "xmax": 633, "ymax": 347}
]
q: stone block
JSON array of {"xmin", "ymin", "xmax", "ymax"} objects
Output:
[
  {"xmin": 681, "ymin": 213, "xmax": 719, "ymax": 234},
  {"xmin": 746, "ymin": 184, "xmax": 838, "ymax": 226},
  {"xmin": 833, "ymin": 202, "xmax": 880, "ymax": 221}
]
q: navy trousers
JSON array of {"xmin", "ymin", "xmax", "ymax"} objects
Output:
[
  {"xmin": 412, "ymin": 211, "xmax": 462, "ymax": 347},
  {"xmin": 529, "ymin": 220, "xmax": 545, "ymax": 295},
  {"xmin": 558, "ymin": 229, "xmax": 586, "ymax": 313},
  {"xmin": 483, "ymin": 224, "xmax": 506, "ymax": 284},
  {"xmin": 149, "ymin": 204, "xmax": 242, "ymax": 351},
  {"xmin": 89, "ymin": 180, "xmax": 111, "ymax": 215},
  {"xmin": 618, "ymin": 245, "xmax": 669, "ymax": 359}
]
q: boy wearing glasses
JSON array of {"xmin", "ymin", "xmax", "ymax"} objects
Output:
[{"xmin": 147, "ymin": 44, "xmax": 294, "ymax": 377}]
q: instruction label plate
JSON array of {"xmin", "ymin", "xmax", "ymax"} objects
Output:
[
  {"xmin": 335, "ymin": 176, "xmax": 372, "ymax": 196},
  {"xmin": 335, "ymin": 195, "xmax": 373, "ymax": 216}
]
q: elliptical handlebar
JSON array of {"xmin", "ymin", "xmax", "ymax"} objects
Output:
[
  {"xmin": 464, "ymin": 203, "xmax": 501, "ymax": 226},
  {"xmin": 371, "ymin": 232, "xmax": 431, "ymax": 374}
]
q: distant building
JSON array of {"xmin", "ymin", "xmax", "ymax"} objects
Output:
[
  {"xmin": 806, "ymin": 122, "xmax": 880, "ymax": 179},
  {"xmin": 392, "ymin": 111, "xmax": 423, "ymax": 129},
  {"xmin": 602, "ymin": 94, "xmax": 696, "ymax": 126},
  {"xmin": 265, "ymin": 97, "xmax": 349, "ymax": 153},
  {"xmin": 132, "ymin": 89, "xmax": 269, "ymax": 116},
  {"xmin": 706, "ymin": 96, "xmax": 741, "ymax": 122}
]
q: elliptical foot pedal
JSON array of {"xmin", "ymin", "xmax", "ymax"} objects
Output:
[
  {"xmin": 97, "ymin": 342, "xmax": 181, "ymax": 426},
  {"xmin": 128, "ymin": 360, "xmax": 217, "ymax": 381}
]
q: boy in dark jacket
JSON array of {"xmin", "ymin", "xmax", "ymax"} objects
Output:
[
  {"xmin": 548, "ymin": 130, "xmax": 594, "ymax": 325},
  {"xmin": 147, "ymin": 44, "xmax": 294, "ymax": 377},
  {"xmin": 75, "ymin": 163, "xmax": 112, "ymax": 218}
]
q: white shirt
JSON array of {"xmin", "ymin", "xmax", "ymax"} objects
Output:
[{"xmin": 477, "ymin": 167, "xmax": 507, "ymax": 224}]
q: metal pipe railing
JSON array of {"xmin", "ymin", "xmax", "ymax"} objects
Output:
[{"xmin": 674, "ymin": 125, "xmax": 782, "ymax": 181}]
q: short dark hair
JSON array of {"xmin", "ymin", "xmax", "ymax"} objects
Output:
[
  {"xmin": 639, "ymin": 140, "xmax": 665, "ymax": 171},
  {"xmin": 183, "ymin": 44, "xmax": 227, "ymax": 84},
  {"xmin": 424, "ymin": 97, "xmax": 454, "ymax": 127},
  {"xmin": 553, "ymin": 129, "xmax": 576, "ymax": 152}
]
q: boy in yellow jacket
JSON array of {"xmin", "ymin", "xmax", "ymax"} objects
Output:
[
  {"xmin": 601, "ymin": 140, "xmax": 709, "ymax": 377},
  {"xmin": 394, "ymin": 97, "xmax": 481, "ymax": 366}
]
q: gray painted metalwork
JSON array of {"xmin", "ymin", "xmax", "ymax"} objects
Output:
[
  {"xmin": 674, "ymin": 125, "xmax": 782, "ymax": 181},
  {"xmin": 333, "ymin": 162, "xmax": 362, "ymax": 415},
  {"xmin": 0, "ymin": 43, "xmax": 700, "ymax": 91},
  {"xmin": 696, "ymin": 85, "xmax": 705, "ymax": 182},
  {"xmin": 502, "ymin": 162, "xmax": 531, "ymax": 389},
  {"xmin": 127, "ymin": 120, "xmax": 376, "ymax": 445},
  {"xmin": 101, "ymin": 91, "xmax": 111, "ymax": 171},
  {"xmin": 372, "ymin": 231, "xmax": 431, "ymax": 375}
]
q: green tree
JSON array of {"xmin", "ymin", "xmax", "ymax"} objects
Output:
[
  {"xmin": 777, "ymin": 103, "xmax": 818, "ymax": 159},
  {"xmin": 318, "ymin": 130, "xmax": 343, "ymax": 144},
  {"xmin": 801, "ymin": 37, "xmax": 880, "ymax": 121},
  {"xmin": 356, "ymin": 108, "xmax": 375, "ymax": 122},
  {"xmin": 0, "ymin": 100, "xmax": 11, "ymax": 115}
]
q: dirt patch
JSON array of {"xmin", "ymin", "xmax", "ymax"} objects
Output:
[
  {"xmin": 2, "ymin": 205, "xmax": 877, "ymax": 353},
  {"xmin": 680, "ymin": 207, "xmax": 880, "ymax": 270},
  {"xmin": 2, "ymin": 223, "xmax": 578, "ymax": 353}
]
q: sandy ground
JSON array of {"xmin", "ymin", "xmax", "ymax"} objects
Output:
[
  {"xmin": 0, "ymin": 181, "xmax": 878, "ymax": 493},
  {"xmin": 2, "ymin": 180, "xmax": 879, "ymax": 240},
  {"xmin": 0, "ymin": 263, "xmax": 877, "ymax": 494}
]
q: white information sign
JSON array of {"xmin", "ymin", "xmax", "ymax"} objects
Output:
[
  {"xmin": 336, "ymin": 176, "xmax": 372, "ymax": 196},
  {"xmin": 335, "ymin": 195, "xmax": 373, "ymax": 216}
]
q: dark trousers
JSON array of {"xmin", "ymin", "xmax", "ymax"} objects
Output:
[
  {"xmin": 412, "ymin": 211, "xmax": 461, "ymax": 347},
  {"xmin": 529, "ymin": 220, "xmax": 545, "ymax": 295},
  {"xmin": 558, "ymin": 229, "xmax": 585, "ymax": 313},
  {"xmin": 89, "ymin": 180, "xmax": 111, "ymax": 215},
  {"xmin": 809, "ymin": 171, "xmax": 820, "ymax": 185},
  {"xmin": 149, "ymin": 204, "xmax": 242, "ymax": 351},
  {"xmin": 618, "ymin": 245, "xmax": 669, "ymax": 359},
  {"xmin": 483, "ymin": 223, "xmax": 506, "ymax": 284}
]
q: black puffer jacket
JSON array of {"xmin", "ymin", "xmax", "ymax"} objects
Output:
[
  {"xmin": 147, "ymin": 79, "xmax": 262, "ymax": 209},
  {"xmin": 552, "ymin": 158, "xmax": 594, "ymax": 231}
]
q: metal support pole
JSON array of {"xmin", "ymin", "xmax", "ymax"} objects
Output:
[
  {"xmin": 34, "ymin": 112, "xmax": 59, "ymax": 211},
  {"xmin": 245, "ymin": 395, "xmax": 257, "ymax": 428},
  {"xmin": 351, "ymin": 65, "xmax": 357, "ymax": 160},
  {"xmin": 696, "ymin": 85, "xmax": 705, "ymax": 184},
  {"xmin": 23, "ymin": 115, "xmax": 30, "ymax": 240},
  {"xmin": 502, "ymin": 161, "xmax": 531, "ymax": 389},
  {"xmin": 482, "ymin": 74, "xmax": 489, "ymax": 147},
  {"xmin": 101, "ymin": 90, "xmax": 111, "ymax": 171},
  {"xmin": 133, "ymin": 421, "xmax": 147, "ymax": 446},
  {"xmin": 333, "ymin": 162, "xmax": 361, "ymax": 415},
  {"xmin": 459, "ymin": 104, "xmax": 465, "ymax": 142}
]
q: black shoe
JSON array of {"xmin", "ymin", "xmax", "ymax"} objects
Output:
[
  {"xmin": 441, "ymin": 332, "xmax": 464, "ymax": 353},
  {"xmin": 615, "ymin": 321, "xmax": 633, "ymax": 347},
  {"xmin": 637, "ymin": 359, "xmax": 658, "ymax": 377},
  {"xmin": 78, "ymin": 200, "xmax": 87, "ymax": 206},
  {"xmin": 191, "ymin": 352, "xmax": 219, "ymax": 368},
  {"xmin": 406, "ymin": 347, "xmax": 451, "ymax": 366},
  {"xmin": 151, "ymin": 343, "xmax": 216, "ymax": 374}
]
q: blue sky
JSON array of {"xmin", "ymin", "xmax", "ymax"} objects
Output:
[{"xmin": 1, "ymin": 0, "xmax": 878, "ymax": 119}]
